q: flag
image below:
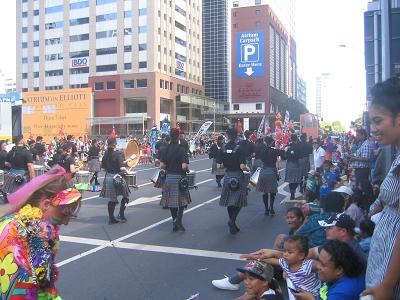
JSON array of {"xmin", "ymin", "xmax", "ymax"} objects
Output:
[
  {"xmin": 191, "ymin": 121, "xmax": 213, "ymax": 142},
  {"xmin": 284, "ymin": 110, "xmax": 290, "ymax": 126},
  {"xmin": 110, "ymin": 128, "xmax": 116, "ymax": 138},
  {"xmin": 236, "ymin": 119, "xmax": 243, "ymax": 134},
  {"xmin": 257, "ymin": 116, "xmax": 265, "ymax": 137}
]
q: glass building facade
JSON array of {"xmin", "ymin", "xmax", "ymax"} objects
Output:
[{"xmin": 202, "ymin": 0, "xmax": 229, "ymax": 102}]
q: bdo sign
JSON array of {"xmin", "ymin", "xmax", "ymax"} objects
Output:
[
  {"xmin": 235, "ymin": 31, "xmax": 265, "ymax": 78},
  {"xmin": 71, "ymin": 57, "xmax": 89, "ymax": 68}
]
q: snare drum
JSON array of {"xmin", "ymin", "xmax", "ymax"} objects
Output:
[
  {"xmin": 76, "ymin": 171, "xmax": 91, "ymax": 184},
  {"xmin": 243, "ymin": 170, "xmax": 251, "ymax": 186},
  {"xmin": 125, "ymin": 171, "xmax": 137, "ymax": 187},
  {"xmin": 187, "ymin": 170, "xmax": 196, "ymax": 189},
  {"xmin": 0, "ymin": 170, "xmax": 4, "ymax": 186},
  {"xmin": 34, "ymin": 165, "xmax": 46, "ymax": 177}
]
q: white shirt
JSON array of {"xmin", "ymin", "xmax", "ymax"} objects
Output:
[{"xmin": 313, "ymin": 147, "xmax": 326, "ymax": 170}]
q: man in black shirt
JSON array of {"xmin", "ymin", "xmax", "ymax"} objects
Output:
[
  {"xmin": 160, "ymin": 128, "xmax": 191, "ymax": 232},
  {"xmin": 179, "ymin": 131, "xmax": 190, "ymax": 154},
  {"xmin": 239, "ymin": 130, "xmax": 256, "ymax": 167},
  {"xmin": 217, "ymin": 128, "xmax": 249, "ymax": 234},
  {"xmin": 209, "ymin": 135, "xmax": 225, "ymax": 187},
  {"xmin": 0, "ymin": 140, "xmax": 7, "ymax": 170},
  {"xmin": 3, "ymin": 135, "xmax": 34, "ymax": 194},
  {"xmin": 100, "ymin": 138, "xmax": 129, "ymax": 224},
  {"xmin": 34, "ymin": 136, "xmax": 47, "ymax": 164},
  {"xmin": 66, "ymin": 135, "xmax": 78, "ymax": 156}
]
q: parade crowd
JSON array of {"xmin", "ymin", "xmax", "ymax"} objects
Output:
[{"xmin": 0, "ymin": 77, "xmax": 399, "ymax": 299}]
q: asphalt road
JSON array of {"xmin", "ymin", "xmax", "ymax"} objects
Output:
[{"xmin": 56, "ymin": 155, "xmax": 295, "ymax": 300}]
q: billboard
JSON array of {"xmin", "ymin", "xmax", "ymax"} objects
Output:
[
  {"xmin": 22, "ymin": 88, "xmax": 92, "ymax": 143},
  {"xmin": 236, "ymin": 31, "xmax": 265, "ymax": 78},
  {"xmin": 0, "ymin": 102, "xmax": 12, "ymax": 140},
  {"xmin": 71, "ymin": 57, "xmax": 89, "ymax": 68}
]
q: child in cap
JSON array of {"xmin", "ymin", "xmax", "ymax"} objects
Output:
[
  {"xmin": 262, "ymin": 235, "xmax": 321, "ymax": 298},
  {"xmin": 237, "ymin": 260, "xmax": 283, "ymax": 300}
]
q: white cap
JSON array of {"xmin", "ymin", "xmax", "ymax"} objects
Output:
[{"xmin": 333, "ymin": 185, "xmax": 354, "ymax": 196}]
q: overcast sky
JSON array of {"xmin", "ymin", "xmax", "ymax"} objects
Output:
[{"xmin": 0, "ymin": 0, "xmax": 369, "ymax": 127}]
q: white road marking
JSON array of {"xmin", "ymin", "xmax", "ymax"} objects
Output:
[{"xmin": 59, "ymin": 235, "xmax": 243, "ymax": 261}]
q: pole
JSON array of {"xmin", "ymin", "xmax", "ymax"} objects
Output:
[
  {"xmin": 142, "ymin": 114, "xmax": 145, "ymax": 135},
  {"xmin": 213, "ymin": 103, "xmax": 216, "ymax": 133},
  {"xmin": 381, "ymin": 0, "xmax": 391, "ymax": 80}
]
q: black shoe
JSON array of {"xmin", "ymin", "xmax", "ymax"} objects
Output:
[
  {"xmin": 228, "ymin": 221, "xmax": 239, "ymax": 235},
  {"xmin": 176, "ymin": 224, "xmax": 186, "ymax": 232},
  {"xmin": 117, "ymin": 215, "xmax": 127, "ymax": 223},
  {"xmin": 265, "ymin": 210, "xmax": 270, "ymax": 216},
  {"xmin": 217, "ymin": 182, "xmax": 222, "ymax": 187},
  {"xmin": 173, "ymin": 221, "xmax": 178, "ymax": 232},
  {"xmin": 290, "ymin": 193, "xmax": 295, "ymax": 200},
  {"xmin": 270, "ymin": 209, "xmax": 276, "ymax": 216},
  {"xmin": 108, "ymin": 218, "xmax": 119, "ymax": 225},
  {"xmin": 234, "ymin": 224, "xmax": 240, "ymax": 232}
]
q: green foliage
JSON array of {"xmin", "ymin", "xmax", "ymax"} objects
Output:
[{"xmin": 320, "ymin": 120, "xmax": 346, "ymax": 132}]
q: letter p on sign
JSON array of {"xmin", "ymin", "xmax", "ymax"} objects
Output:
[{"xmin": 241, "ymin": 44, "xmax": 259, "ymax": 63}]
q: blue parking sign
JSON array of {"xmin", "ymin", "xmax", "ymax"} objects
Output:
[{"xmin": 236, "ymin": 31, "xmax": 265, "ymax": 78}]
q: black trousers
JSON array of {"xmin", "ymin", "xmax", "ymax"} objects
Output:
[{"xmin": 355, "ymin": 167, "xmax": 373, "ymax": 201}]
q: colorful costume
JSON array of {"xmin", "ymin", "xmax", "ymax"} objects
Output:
[{"xmin": 0, "ymin": 204, "xmax": 61, "ymax": 300}]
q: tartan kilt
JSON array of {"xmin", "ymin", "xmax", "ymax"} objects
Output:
[
  {"xmin": 3, "ymin": 169, "xmax": 28, "ymax": 194},
  {"xmin": 219, "ymin": 171, "xmax": 248, "ymax": 208},
  {"xmin": 298, "ymin": 156, "xmax": 310, "ymax": 177},
  {"xmin": 256, "ymin": 167, "xmax": 278, "ymax": 193},
  {"xmin": 100, "ymin": 173, "xmax": 129, "ymax": 202},
  {"xmin": 88, "ymin": 158, "xmax": 101, "ymax": 172},
  {"xmin": 211, "ymin": 158, "xmax": 225, "ymax": 176},
  {"xmin": 285, "ymin": 160, "xmax": 302, "ymax": 183},
  {"xmin": 160, "ymin": 174, "xmax": 192, "ymax": 208}
]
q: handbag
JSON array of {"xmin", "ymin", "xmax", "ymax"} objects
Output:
[{"xmin": 250, "ymin": 168, "xmax": 261, "ymax": 186}]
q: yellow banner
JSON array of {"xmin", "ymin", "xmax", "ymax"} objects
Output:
[{"xmin": 22, "ymin": 88, "xmax": 92, "ymax": 143}]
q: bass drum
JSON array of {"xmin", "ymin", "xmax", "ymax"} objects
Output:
[{"xmin": 124, "ymin": 139, "xmax": 141, "ymax": 169}]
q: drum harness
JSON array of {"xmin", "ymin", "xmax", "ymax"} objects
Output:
[{"xmin": 222, "ymin": 144, "xmax": 242, "ymax": 191}]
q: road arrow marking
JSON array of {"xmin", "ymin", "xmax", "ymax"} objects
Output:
[{"xmin": 245, "ymin": 67, "xmax": 254, "ymax": 76}]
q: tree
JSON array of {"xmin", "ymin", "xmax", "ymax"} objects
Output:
[{"xmin": 332, "ymin": 120, "xmax": 346, "ymax": 132}]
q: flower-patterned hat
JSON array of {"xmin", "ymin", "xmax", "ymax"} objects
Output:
[{"xmin": 51, "ymin": 188, "xmax": 81, "ymax": 206}]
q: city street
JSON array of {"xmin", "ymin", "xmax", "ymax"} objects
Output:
[{"xmin": 56, "ymin": 155, "xmax": 292, "ymax": 299}]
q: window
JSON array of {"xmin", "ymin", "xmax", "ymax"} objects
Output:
[
  {"xmin": 33, "ymin": 40, "xmax": 39, "ymax": 47},
  {"xmin": 45, "ymin": 53, "xmax": 63, "ymax": 61},
  {"xmin": 233, "ymin": 104, "xmax": 240, "ymax": 110},
  {"xmin": 45, "ymin": 69, "xmax": 63, "ymax": 77},
  {"xmin": 96, "ymin": 64, "xmax": 117, "ymax": 72},
  {"xmin": 139, "ymin": 8, "xmax": 147, "ymax": 16},
  {"xmin": 175, "ymin": 37, "xmax": 186, "ymax": 47},
  {"xmin": 233, "ymin": 23, "xmax": 238, "ymax": 28},
  {"xmin": 256, "ymin": 21, "xmax": 261, "ymax": 26},
  {"xmin": 22, "ymin": 27, "xmax": 28, "ymax": 33},
  {"xmin": 96, "ymin": 47, "xmax": 117, "ymax": 55},
  {"xmin": 256, "ymin": 9, "xmax": 261, "ymax": 15},
  {"xmin": 70, "ymin": 33, "xmax": 89, "ymax": 42},
  {"xmin": 175, "ymin": 21, "xmax": 186, "ymax": 32},
  {"xmin": 124, "ymin": 45, "xmax": 132, "ymax": 52},
  {"xmin": 45, "ymin": 21, "xmax": 64, "ymax": 29},
  {"xmin": 175, "ymin": 5, "xmax": 186, "ymax": 16},
  {"xmin": 124, "ymin": 80, "xmax": 134, "ymax": 89},
  {"xmin": 70, "ymin": 1, "xmax": 89, "ymax": 10},
  {"xmin": 233, "ymin": 12, "xmax": 237, "ymax": 17},
  {"xmin": 22, "ymin": 57, "xmax": 28, "ymax": 64},
  {"xmin": 70, "ymin": 50, "xmax": 89, "ymax": 58},
  {"xmin": 33, "ymin": 56, "xmax": 39, "ymax": 62},
  {"xmin": 160, "ymin": 79, "xmax": 164, "ymax": 88},
  {"xmin": 33, "ymin": 72, "xmax": 39, "ymax": 78},
  {"xmin": 70, "ymin": 17, "xmax": 89, "ymax": 26},
  {"xmin": 255, "ymin": 0, "xmax": 261, "ymax": 4},
  {"xmin": 22, "ymin": 88, "xmax": 28, "ymax": 92},
  {"xmin": 22, "ymin": 73, "xmax": 28, "ymax": 79},
  {"xmin": 96, "ymin": 13, "xmax": 117, "ymax": 22},
  {"xmin": 70, "ymin": 67, "xmax": 89, "ymax": 74},
  {"xmin": 138, "ymin": 26, "xmax": 147, "ymax": 33},
  {"xmin": 94, "ymin": 82, "xmax": 104, "ymax": 90},
  {"xmin": 175, "ymin": 69, "xmax": 186, "ymax": 77},
  {"xmin": 139, "ymin": 62, "xmax": 147, "ymax": 68},
  {"xmin": 165, "ymin": 81, "xmax": 169, "ymax": 90},
  {"xmin": 124, "ymin": 11, "xmax": 132, "ymax": 18},
  {"xmin": 256, "ymin": 103, "xmax": 262, "ymax": 110},
  {"xmin": 22, "ymin": 42, "xmax": 28, "ymax": 48},
  {"xmin": 124, "ymin": 63, "xmax": 132, "ymax": 70},
  {"xmin": 22, "ymin": 12, "xmax": 28, "ymax": 18},
  {"xmin": 170, "ymin": 83, "xmax": 173, "ymax": 91},
  {"xmin": 45, "ymin": 5, "xmax": 63, "ymax": 14},
  {"xmin": 34, "ymin": 87, "xmax": 39, "ymax": 91},
  {"xmin": 138, "ymin": 44, "xmax": 147, "ymax": 51},
  {"xmin": 126, "ymin": 99, "xmax": 147, "ymax": 113},
  {"xmin": 107, "ymin": 81, "xmax": 116, "ymax": 90},
  {"xmin": 96, "ymin": 0, "xmax": 116, "ymax": 4},
  {"xmin": 124, "ymin": 28, "xmax": 132, "ymax": 35},
  {"xmin": 175, "ymin": 53, "xmax": 186, "ymax": 62},
  {"xmin": 33, "ymin": 9, "xmax": 39, "ymax": 16},
  {"xmin": 137, "ymin": 79, "xmax": 147, "ymax": 88},
  {"xmin": 96, "ymin": 30, "xmax": 117, "ymax": 39},
  {"xmin": 33, "ymin": 25, "xmax": 39, "ymax": 31}
]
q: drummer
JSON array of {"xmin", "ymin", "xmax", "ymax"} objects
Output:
[
  {"xmin": 99, "ymin": 138, "xmax": 129, "ymax": 224},
  {"xmin": 217, "ymin": 128, "xmax": 249, "ymax": 234},
  {"xmin": 3, "ymin": 135, "xmax": 35, "ymax": 194},
  {"xmin": 160, "ymin": 128, "xmax": 191, "ymax": 232},
  {"xmin": 59, "ymin": 144, "xmax": 79, "ymax": 178},
  {"xmin": 256, "ymin": 136, "xmax": 286, "ymax": 216},
  {"xmin": 209, "ymin": 135, "xmax": 225, "ymax": 187}
]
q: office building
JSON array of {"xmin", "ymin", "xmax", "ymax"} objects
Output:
[
  {"xmin": 315, "ymin": 73, "xmax": 330, "ymax": 120},
  {"xmin": 16, "ymin": 0, "xmax": 203, "ymax": 131},
  {"xmin": 202, "ymin": 0, "xmax": 230, "ymax": 103},
  {"xmin": 365, "ymin": 0, "xmax": 400, "ymax": 102},
  {"xmin": 297, "ymin": 76, "xmax": 306, "ymax": 107}
]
